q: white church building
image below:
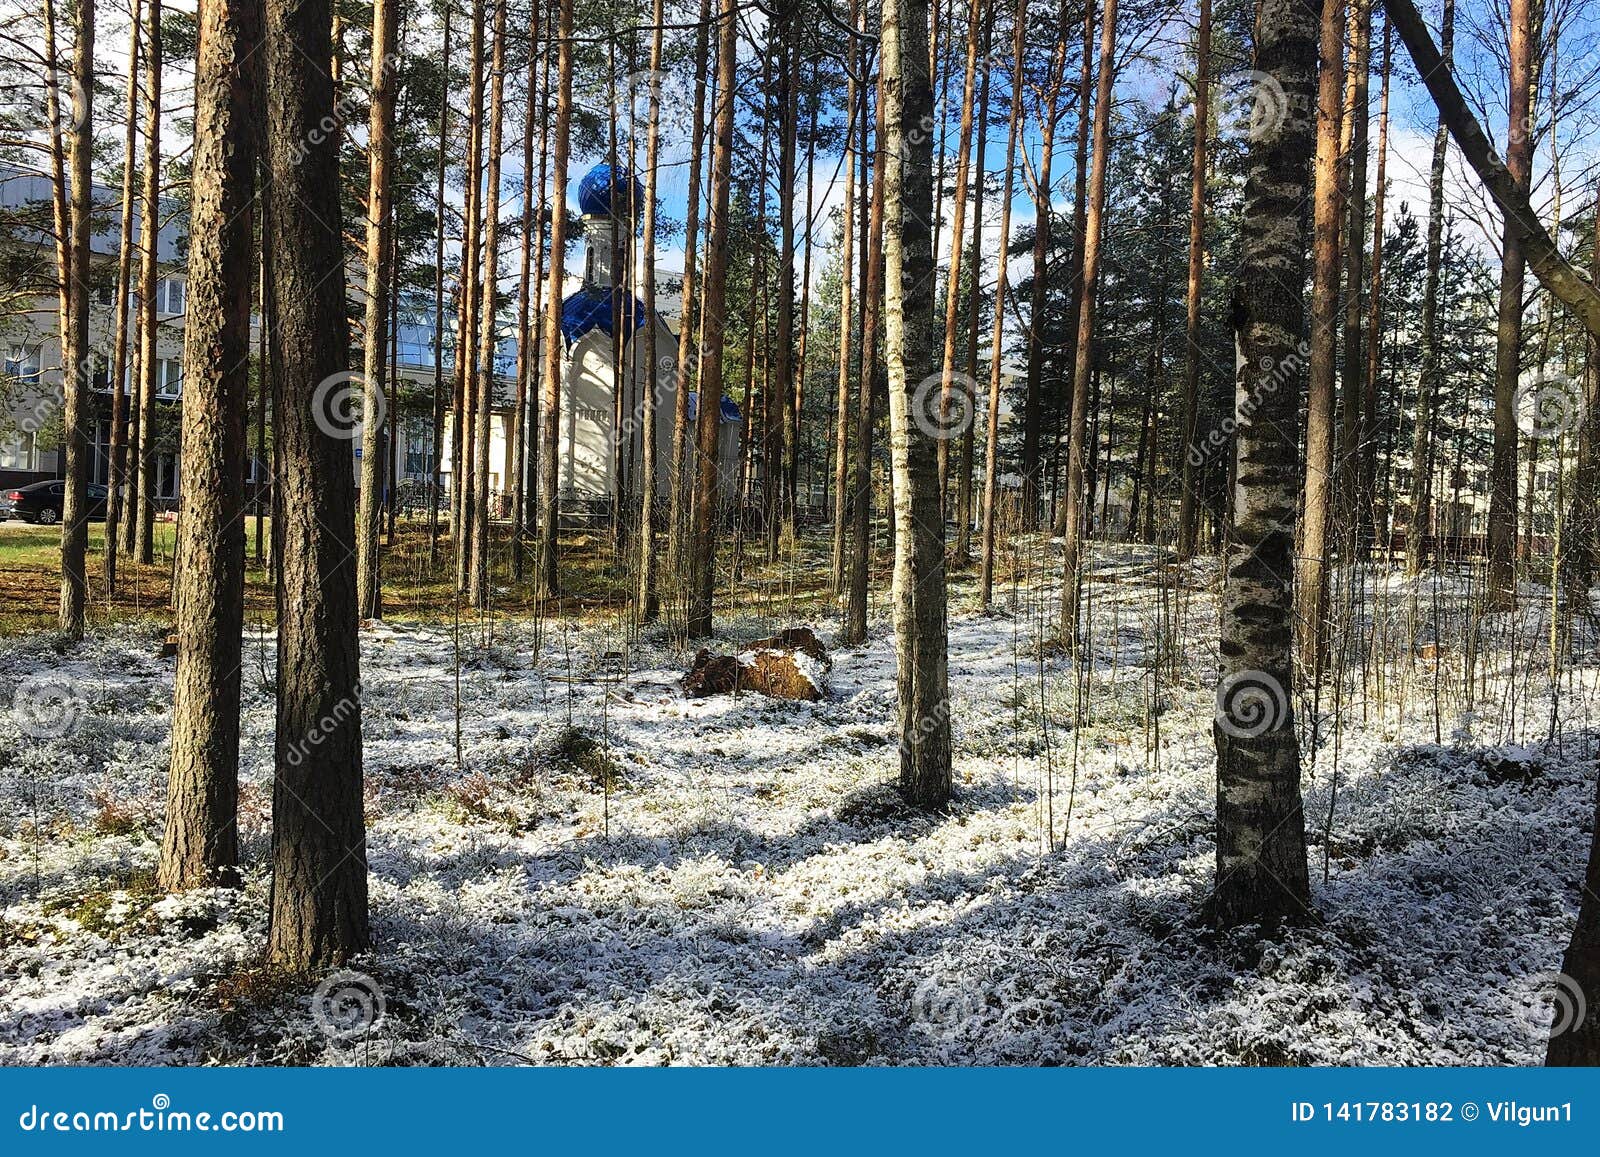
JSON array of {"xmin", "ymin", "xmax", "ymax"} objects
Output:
[{"xmin": 557, "ymin": 163, "xmax": 741, "ymax": 508}]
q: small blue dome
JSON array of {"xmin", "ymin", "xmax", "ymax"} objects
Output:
[
  {"xmin": 560, "ymin": 287, "xmax": 648, "ymax": 344},
  {"xmin": 578, "ymin": 164, "xmax": 643, "ymax": 219},
  {"xmin": 686, "ymin": 392, "xmax": 742, "ymax": 424}
]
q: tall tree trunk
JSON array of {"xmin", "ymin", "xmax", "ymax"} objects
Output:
[
  {"xmin": 1341, "ymin": 0, "xmax": 1371, "ymax": 553},
  {"xmin": 1486, "ymin": 0, "xmax": 1535, "ymax": 606},
  {"xmin": 1059, "ymin": 0, "xmax": 1117, "ymax": 637},
  {"xmin": 263, "ymin": 0, "xmax": 369, "ymax": 970},
  {"xmin": 1567, "ymin": 188, "xmax": 1600, "ymax": 599},
  {"xmin": 686, "ymin": 0, "xmax": 738, "ymax": 638},
  {"xmin": 882, "ymin": 0, "xmax": 950, "ymax": 809},
  {"xmin": 667, "ymin": 0, "xmax": 712, "ymax": 594},
  {"xmin": 978, "ymin": 0, "xmax": 1026, "ymax": 609},
  {"xmin": 766, "ymin": 4, "xmax": 798, "ymax": 561},
  {"xmin": 1213, "ymin": 0, "xmax": 1317, "ymax": 930},
  {"xmin": 511, "ymin": 6, "xmax": 541, "ymax": 584},
  {"xmin": 57, "ymin": 0, "xmax": 95, "ymax": 641},
  {"xmin": 954, "ymin": 2, "xmax": 993, "ymax": 565},
  {"xmin": 845, "ymin": 66, "xmax": 887, "ymax": 645},
  {"xmin": 830, "ymin": 1, "xmax": 860, "ymax": 594},
  {"xmin": 636, "ymin": 0, "xmax": 665, "ymax": 622},
  {"xmin": 105, "ymin": 0, "xmax": 143, "ymax": 596},
  {"xmin": 427, "ymin": 9, "xmax": 451, "ymax": 567},
  {"xmin": 537, "ymin": 0, "xmax": 573, "ymax": 596},
  {"xmin": 160, "ymin": 0, "xmax": 260, "ymax": 890},
  {"xmin": 454, "ymin": 0, "xmax": 486, "ymax": 592},
  {"xmin": 1020, "ymin": 0, "xmax": 1071, "ymax": 531},
  {"xmin": 1176, "ymin": 0, "xmax": 1211, "ymax": 561},
  {"xmin": 1295, "ymin": 0, "xmax": 1345, "ymax": 680},
  {"xmin": 133, "ymin": 0, "xmax": 162, "ymax": 565},
  {"xmin": 1404, "ymin": 0, "xmax": 1450, "ymax": 577},
  {"xmin": 469, "ymin": 0, "xmax": 507, "ymax": 609},
  {"xmin": 1361, "ymin": 16, "xmax": 1390, "ymax": 549},
  {"xmin": 934, "ymin": 0, "xmax": 979, "ymax": 505},
  {"xmin": 357, "ymin": 0, "xmax": 399, "ymax": 619}
]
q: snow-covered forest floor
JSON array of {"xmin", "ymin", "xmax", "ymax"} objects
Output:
[{"xmin": 1, "ymin": 544, "xmax": 1594, "ymax": 1065}]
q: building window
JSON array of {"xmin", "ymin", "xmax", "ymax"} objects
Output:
[
  {"xmin": 5, "ymin": 345, "xmax": 41, "ymax": 384},
  {"xmin": 159, "ymin": 278, "xmax": 185, "ymax": 315},
  {"xmin": 96, "ymin": 284, "xmax": 114, "ymax": 306},
  {"xmin": 156, "ymin": 358, "xmax": 182, "ymax": 398},
  {"xmin": 0, "ymin": 432, "xmax": 35, "ymax": 470}
]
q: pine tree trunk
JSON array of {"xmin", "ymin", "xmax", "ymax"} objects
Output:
[
  {"xmin": 1405, "ymin": 0, "xmax": 1450, "ymax": 577},
  {"xmin": 57, "ymin": 0, "xmax": 95, "ymax": 641},
  {"xmin": 830, "ymin": 4, "xmax": 859, "ymax": 595},
  {"xmin": 882, "ymin": 0, "xmax": 950, "ymax": 808},
  {"xmin": 262, "ymin": 0, "xmax": 369, "ymax": 970},
  {"xmin": 357, "ymin": 0, "xmax": 399, "ymax": 620},
  {"xmin": 469, "ymin": 0, "xmax": 507, "ymax": 609},
  {"xmin": 1362, "ymin": 17, "xmax": 1390, "ymax": 551},
  {"xmin": 454, "ymin": 0, "xmax": 486, "ymax": 592},
  {"xmin": 1059, "ymin": 0, "xmax": 1117, "ymax": 637},
  {"xmin": 1213, "ymin": 0, "xmax": 1317, "ymax": 930},
  {"xmin": 537, "ymin": 0, "xmax": 574, "ymax": 596},
  {"xmin": 636, "ymin": 0, "xmax": 665, "ymax": 622},
  {"xmin": 1051, "ymin": 0, "xmax": 1094, "ymax": 538},
  {"xmin": 511, "ymin": 7, "xmax": 542, "ymax": 584},
  {"xmin": 1341, "ymin": 0, "xmax": 1372, "ymax": 554},
  {"xmin": 686, "ymin": 0, "xmax": 738, "ymax": 638},
  {"xmin": 954, "ymin": 4, "xmax": 993, "ymax": 565},
  {"xmin": 667, "ymin": 0, "xmax": 712, "ymax": 596},
  {"xmin": 105, "ymin": 0, "xmax": 143, "ymax": 596},
  {"xmin": 1295, "ymin": 0, "xmax": 1345, "ymax": 681},
  {"xmin": 1486, "ymin": 0, "xmax": 1535, "ymax": 606},
  {"xmin": 1176, "ymin": 0, "xmax": 1210, "ymax": 562},
  {"xmin": 160, "ymin": 0, "xmax": 260, "ymax": 891},
  {"xmin": 978, "ymin": 0, "xmax": 1027, "ymax": 609},
  {"xmin": 427, "ymin": 10, "xmax": 451, "ymax": 567},
  {"xmin": 133, "ymin": 0, "xmax": 163, "ymax": 566},
  {"xmin": 844, "ymin": 69, "xmax": 887, "ymax": 645}
]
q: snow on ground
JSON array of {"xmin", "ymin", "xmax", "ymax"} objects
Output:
[{"xmin": 0, "ymin": 548, "xmax": 1594, "ymax": 1065}]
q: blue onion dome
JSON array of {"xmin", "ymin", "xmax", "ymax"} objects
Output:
[
  {"xmin": 686, "ymin": 392, "xmax": 743, "ymax": 424},
  {"xmin": 577, "ymin": 164, "xmax": 644, "ymax": 219},
  {"xmin": 560, "ymin": 287, "xmax": 649, "ymax": 344}
]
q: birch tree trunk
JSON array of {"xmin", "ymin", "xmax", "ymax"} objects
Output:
[
  {"xmin": 356, "ymin": 0, "xmax": 399, "ymax": 619},
  {"xmin": 263, "ymin": 0, "xmax": 368, "ymax": 969},
  {"xmin": 1213, "ymin": 0, "xmax": 1317, "ymax": 930},
  {"xmin": 160, "ymin": 0, "xmax": 260, "ymax": 891},
  {"xmin": 881, "ymin": 0, "xmax": 950, "ymax": 809}
]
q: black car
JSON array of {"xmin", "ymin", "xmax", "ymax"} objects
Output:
[{"xmin": 0, "ymin": 480, "xmax": 109, "ymax": 525}]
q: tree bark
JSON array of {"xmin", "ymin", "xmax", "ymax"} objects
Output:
[
  {"xmin": 686, "ymin": 0, "xmax": 738, "ymax": 638},
  {"xmin": 133, "ymin": 0, "xmax": 163, "ymax": 566},
  {"xmin": 1404, "ymin": 0, "xmax": 1450, "ymax": 578},
  {"xmin": 954, "ymin": 3, "xmax": 993, "ymax": 565},
  {"xmin": 357, "ymin": 0, "xmax": 399, "ymax": 619},
  {"xmin": 830, "ymin": 1, "xmax": 860, "ymax": 595},
  {"xmin": 1176, "ymin": 0, "xmax": 1210, "ymax": 562},
  {"xmin": 636, "ymin": 0, "xmax": 665, "ymax": 622},
  {"xmin": 1059, "ymin": 0, "xmax": 1117, "ymax": 637},
  {"xmin": 537, "ymin": 0, "xmax": 574, "ymax": 596},
  {"xmin": 105, "ymin": 0, "xmax": 143, "ymax": 596},
  {"xmin": 1361, "ymin": 16, "xmax": 1390, "ymax": 552},
  {"xmin": 1213, "ymin": 0, "xmax": 1317, "ymax": 930},
  {"xmin": 57, "ymin": 0, "xmax": 95, "ymax": 641},
  {"xmin": 427, "ymin": 10, "xmax": 451, "ymax": 567},
  {"xmin": 263, "ymin": 0, "xmax": 369, "ymax": 969},
  {"xmin": 1295, "ymin": 0, "xmax": 1345, "ymax": 680},
  {"xmin": 882, "ymin": 0, "xmax": 950, "ymax": 808},
  {"xmin": 978, "ymin": 0, "xmax": 1027, "ymax": 609},
  {"xmin": 160, "ymin": 0, "xmax": 260, "ymax": 891}
]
